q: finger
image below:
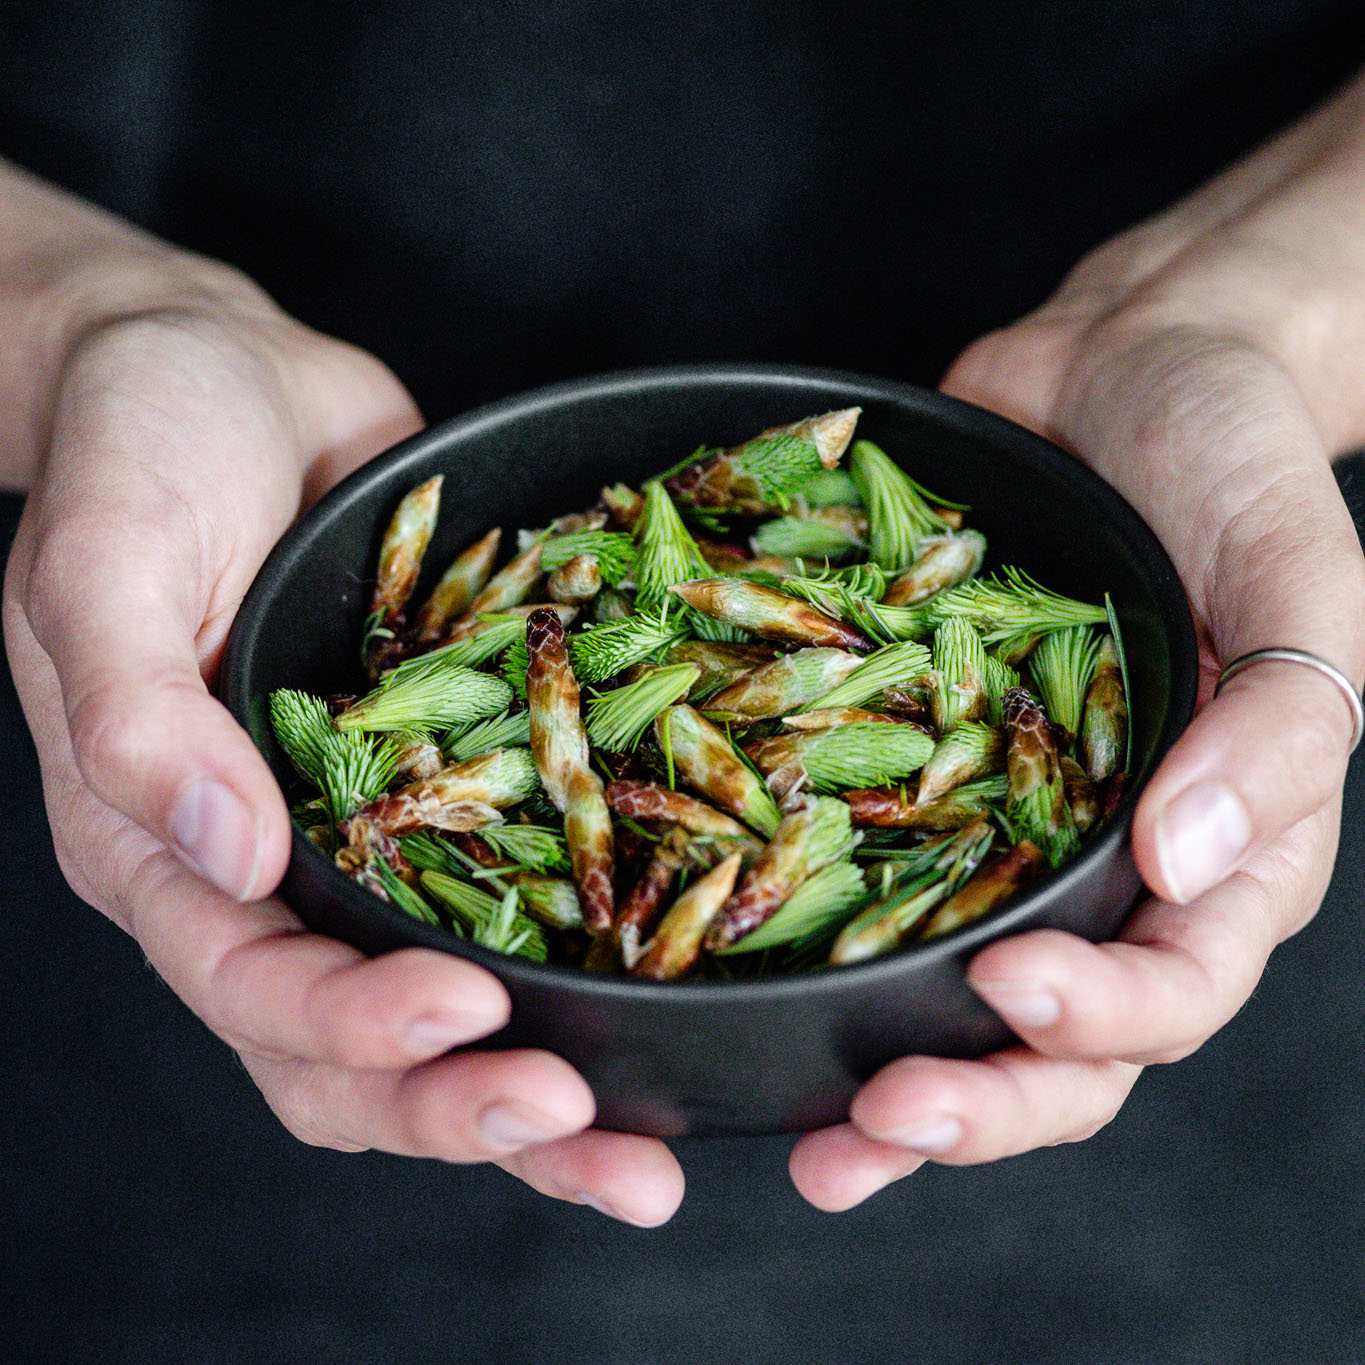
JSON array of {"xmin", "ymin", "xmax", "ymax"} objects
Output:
[
  {"xmin": 845, "ymin": 1050, "xmax": 1141, "ymax": 1166},
  {"xmin": 6, "ymin": 588, "xmax": 514, "ymax": 1070},
  {"xmin": 103, "ymin": 843, "xmax": 510, "ymax": 1066},
  {"xmin": 1134, "ymin": 654, "xmax": 1359, "ymax": 903},
  {"xmin": 940, "ymin": 315, "xmax": 1074, "ymax": 436},
  {"xmin": 15, "ymin": 325, "xmax": 311, "ymax": 900},
  {"xmin": 279, "ymin": 333, "xmax": 425, "ymax": 503},
  {"xmin": 1101, "ymin": 353, "xmax": 1364, "ymax": 903},
  {"xmin": 967, "ymin": 803, "xmax": 1339, "ymax": 1064},
  {"xmin": 244, "ymin": 1048, "xmax": 597, "ymax": 1163},
  {"xmin": 788, "ymin": 1124, "xmax": 926, "ymax": 1212},
  {"xmin": 956, "ymin": 323, "xmax": 1365, "ymax": 903},
  {"xmin": 498, "ymin": 1130, "xmax": 687, "ymax": 1227},
  {"xmin": 22, "ymin": 518, "xmax": 293, "ymax": 901}
]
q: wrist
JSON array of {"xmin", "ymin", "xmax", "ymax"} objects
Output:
[{"xmin": 0, "ymin": 169, "xmax": 287, "ymax": 491}]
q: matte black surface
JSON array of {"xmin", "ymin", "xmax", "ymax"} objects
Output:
[
  {"xmin": 221, "ymin": 365, "xmax": 1198, "ymax": 1136},
  {"xmin": 4, "ymin": 3, "xmax": 1365, "ymax": 417}
]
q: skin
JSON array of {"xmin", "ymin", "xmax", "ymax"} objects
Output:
[
  {"xmin": 5, "ymin": 61, "xmax": 1365, "ymax": 1222},
  {"xmin": 0, "ymin": 162, "xmax": 680, "ymax": 1228},
  {"xmin": 791, "ymin": 79, "xmax": 1365, "ymax": 1210}
]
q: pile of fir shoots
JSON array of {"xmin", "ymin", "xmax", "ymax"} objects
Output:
[{"xmin": 270, "ymin": 409, "xmax": 1131, "ymax": 978}]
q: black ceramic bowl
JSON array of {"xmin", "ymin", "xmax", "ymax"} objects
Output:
[{"xmin": 221, "ymin": 364, "xmax": 1198, "ymax": 1138}]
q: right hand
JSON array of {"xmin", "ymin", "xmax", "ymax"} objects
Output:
[{"xmin": 2, "ymin": 260, "xmax": 684, "ymax": 1226}]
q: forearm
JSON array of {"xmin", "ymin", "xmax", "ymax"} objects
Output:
[{"xmin": 0, "ymin": 160, "xmax": 278, "ymax": 491}]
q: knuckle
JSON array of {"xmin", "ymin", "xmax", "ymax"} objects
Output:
[
  {"xmin": 1137, "ymin": 1039, "xmax": 1203, "ymax": 1066},
  {"xmin": 1063, "ymin": 1100, "xmax": 1124, "ymax": 1145},
  {"xmin": 72, "ymin": 306, "xmax": 240, "ymax": 375},
  {"xmin": 66, "ymin": 688, "xmax": 153, "ymax": 791},
  {"xmin": 268, "ymin": 1076, "xmax": 359, "ymax": 1152},
  {"xmin": 23, "ymin": 516, "xmax": 103, "ymax": 633}
]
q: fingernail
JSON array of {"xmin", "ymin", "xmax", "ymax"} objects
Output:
[
  {"xmin": 405, "ymin": 1013, "xmax": 495, "ymax": 1056},
  {"xmin": 171, "ymin": 778, "xmax": 262, "ymax": 900},
  {"xmin": 883, "ymin": 1115, "xmax": 963, "ymax": 1155},
  {"xmin": 1155, "ymin": 780, "xmax": 1251, "ymax": 903},
  {"xmin": 578, "ymin": 1193, "xmax": 668, "ymax": 1228},
  {"xmin": 478, "ymin": 1101, "xmax": 566, "ymax": 1151},
  {"xmin": 971, "ymin": 980, "xmax": 1062, "ymax": 1029}
]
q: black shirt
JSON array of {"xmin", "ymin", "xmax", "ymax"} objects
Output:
[{"xmin": 4, "ymin": 1, "xmax": 1364, "ymax": 415}]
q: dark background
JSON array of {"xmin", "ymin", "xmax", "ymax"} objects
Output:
[{"xmin": 3, "ymin": 2, "xmax": 1365, "ymax": 1361}]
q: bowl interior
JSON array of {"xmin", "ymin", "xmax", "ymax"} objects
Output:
[{"xmin": 231, "ymin": 364, "xmax": 1186, "ymax": 814}]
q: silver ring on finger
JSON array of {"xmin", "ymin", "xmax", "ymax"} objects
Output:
[{"xmin": 1215, "ymin": 647, "xmax": 1363, "ymax": 755}]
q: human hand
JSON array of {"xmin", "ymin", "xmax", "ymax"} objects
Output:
[
  {"xmin": 791, "ymin": 94, "xmax": 1365, "ymax": 1209},
  {"xmin": 1, "ymin": 235, "xmax": 684, "ymax": 1224}
]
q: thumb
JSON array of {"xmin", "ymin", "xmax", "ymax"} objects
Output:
[
  {"xmin": 945, "ymin": 319, "xmax": 1365, "ymax": 905},
  {"xmin": 1059, "ymin": 333, "xmax": 1365, "ymax": 906},
  {"xmin": 9, "ymin": 312, "xmax": 313, "ymax": 902},
  {"xmin": 16, "ymin": 500, "xmax": 293, "ymax": 901}
]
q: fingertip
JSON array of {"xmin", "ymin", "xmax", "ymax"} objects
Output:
[
  {"xmin": 1133, "ymin": 777, "xmax": 1251, "ymax": 905},
  {"xmin": 68, "ymin": 670, "xmax": 294, "ymax": 903},
  {"xmin": 505, "ymin": 1049, "xmax": 599, "ymax": 1134},
  {"xmin": 503, "ymin": 1130, "xmax": 686, "ymax": 1227},
  {"xmin": 393, "ymin": 947, "xmax": 513, "ymax": 1036},
  {"xmin": 1131, "ymin": 665, "xmax": 1356, "ymax": 906},
  {"xmin": 405, "ymin": 1049, "xmax": 598, "ymax": 1162},
  {"xmin": 966, "ymin": 930, "xmax": 1099, "ymax": 1038},
  {"xmin": 338, "ymin": 947, "xmax": 512, "ymax": 1063},
  {"xmin": 848, "ymin": 1057, "xmax": 963, "ymax": 1150},
  {"xmin": 789, "ymin": 1126, "xmax": 924, "ymax": 1212},
  {"xmin": 579, "ymin": 1137, "xmax": 687, "ymax": 1227},
  {"xmin": 967, "ymin": 927, "xmax": 1080, "ymax": 986},
  {"xmin": 169, "ymin": 752, "xmax": 292, "ymax": 903}
]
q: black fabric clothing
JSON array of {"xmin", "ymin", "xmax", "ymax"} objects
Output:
[
  {"xmin": 4, "ymin": 2, "xmax": 1365, "ymax": 414},
  {"xmin": 3, "ymin": 4, "xmax": 1365, "ymax": 1361}
]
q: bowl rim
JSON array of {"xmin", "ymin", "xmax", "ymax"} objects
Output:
[{"xmin": 222, "ymin": 360, "xmax": 1199, "ymax": 1005}]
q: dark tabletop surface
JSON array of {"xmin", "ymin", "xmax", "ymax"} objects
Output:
[{"xmin": 1, "ymin": 465, "xmax": 1363, "ymax": 1365}]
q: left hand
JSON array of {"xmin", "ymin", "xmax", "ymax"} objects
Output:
[{"xmin": 790, "ymin": 91, "xmax": 1365, "ymax": 1209}]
